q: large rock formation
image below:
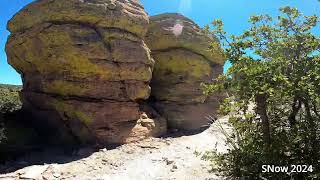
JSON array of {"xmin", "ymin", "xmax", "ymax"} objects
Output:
[
  {"xmin": 145, "ymin": 13, "xmax": 225, "ymax": 130},
  {"xmin": 6, "ymin": 0, "xmax": 166, "ymax": 145}
]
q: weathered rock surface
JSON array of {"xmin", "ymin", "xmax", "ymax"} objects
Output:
[
  {"xmin": 6, "ymin": 0, "xmax": 166, "ymax": 144},
  {"xmin": 145, "ymin": 13, "xmax": 225, "ymax": 130},
  {"xmin": 146, "ymin": 13, "xmax": 224, "ymax": 65}
]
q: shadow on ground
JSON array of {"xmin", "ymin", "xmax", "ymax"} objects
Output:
[
  {"xmin": 0, "ymin": 110, "xmax": 213, "ymax": 174},
  {"xmin": 0, "ymin": 110, "xmax": 101, "ymax": 174}
]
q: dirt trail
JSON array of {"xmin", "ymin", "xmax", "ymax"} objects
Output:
[{"xmin": 0, "ymin": 117, "xmax": 231, "ymax": 180}]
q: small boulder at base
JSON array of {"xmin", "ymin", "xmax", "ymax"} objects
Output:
[
  {"xmin": 145, "ymin": 13, "xmax": 225, "ymax": 130},
  {"xmin": 6, "ymin": 0, "xmax": 166, "ymax": 145}
]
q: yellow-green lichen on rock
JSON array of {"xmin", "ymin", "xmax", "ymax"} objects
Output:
[
  {"xmin": 151, "ymin": 49, "xmax": 213, "ymax": 103},
  {"xmin": 152, "ymin": 50, "xmax": 212, "ymax": 81},
  {"xmin": 7, "ymin": 0, "xmax": 149, "ymax": 37},
  {"xmin": 125, "ymin": 83, "xmax": 151, "ymax": 101},
  {"xmin": 5, "ymin": 0, "xmax": 167, "ymax": 145},
  {"xmin": 7, "ymin": 24, "xmax": 119, "ymax": 81},
  {"xmin": 146, "ymin": 13, "xmax": 225, "ymax": 130},
  {"xmin": 49, "ymin": 99, "xmax": 93, "ymax": 125},
  {"xmin": 146, "ymin": 13, "xmax": 225, "ymax": 65},
  {"xmin": 42, "ymin": 80, "xmax": 89, "ymax": 97},
  {"xmin": 48, "ymin": 99, "xmax": 95, "ymax": 143}
]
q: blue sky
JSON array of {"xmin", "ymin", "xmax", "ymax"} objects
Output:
[{"xmin": 1, "ymin": 0, "xmax": 320, "ymax": 85}]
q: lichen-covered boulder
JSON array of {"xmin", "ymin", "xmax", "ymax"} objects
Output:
[
  {"xmin": 146, "ymin": 13, "xmax": 225, "ymax": 130},
  {"xmin": 6, "ymin": 0, "xmax": 166, "ymax": 144},
  {"xmin": 146, "ymin": 13, "xmax": 224, "ymax": 65}
]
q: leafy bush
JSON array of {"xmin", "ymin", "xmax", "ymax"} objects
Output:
[
  {"xmin": 0, "ymin": 84, "xmax": 22, "ymax": 113},
  {"xmin": 202, "ymin": 7, "xmax": 320, "ymax": 179},
  {"xmin": 0, "ymin": 84, "xmax": 22, "ymax": 143}
]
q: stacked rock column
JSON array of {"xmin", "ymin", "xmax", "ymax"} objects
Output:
[
  {"xmin": 145, "ymin": 13, "xmax": 225, "ymax": 130},
  {"xmin": 6, "ymin": 0, "xmax": 166, "ymax": 145}
]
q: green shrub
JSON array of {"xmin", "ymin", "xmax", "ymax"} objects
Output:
[
  {"xmin": 0, "ymin": 84, "xmax": 22, "ymax": 143},
  {"xmin": 202, "ymin": 7, "xmax": 320, "ymax": 179},
  {"xmin": 0, "ymin": 84, "xmax": 22, "ymax": 113}
]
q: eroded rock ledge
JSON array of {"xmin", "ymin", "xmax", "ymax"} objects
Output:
[{"xmin": 6, "ymin": 0, "xmax": 166, "ymax": 145}]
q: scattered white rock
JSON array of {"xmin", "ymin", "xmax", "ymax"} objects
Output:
[
  {"xmin": 53, "ymin": 172, "xmax": 60, "ymax": 178},
  {"xmin": 19, "ymin": 165, "xmax": 49, "ymax": 180},
  {"xmin": 100, "ymin": 148, "xmax": 107, "ymax": 152}
]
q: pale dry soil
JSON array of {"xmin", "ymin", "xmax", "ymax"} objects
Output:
[{"xmin": 0, "ymin": 117, "xmax": 231, "ymax": 180}]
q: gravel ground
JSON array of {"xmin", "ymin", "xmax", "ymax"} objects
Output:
[{"xmin": 0, "ymin": 116, "xmax": 231, "ymax": 180}]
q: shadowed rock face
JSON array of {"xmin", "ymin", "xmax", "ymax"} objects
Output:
[
  {"xmin": 146, "ymin": 13, "xmax": 225, "ymax": 130},
  {"xmin": 6, "ymin": 0, "xmax": 166, "ymax": 145}
]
